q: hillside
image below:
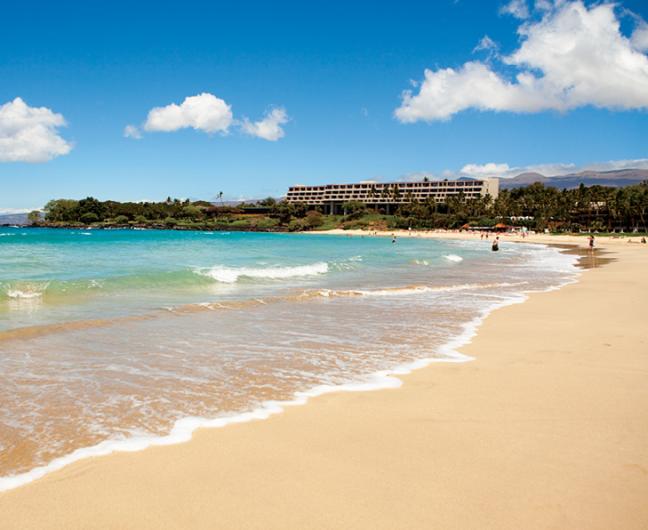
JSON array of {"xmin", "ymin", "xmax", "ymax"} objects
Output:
[
  {"xmin": 500, "ymin": 169, "xmax": 648, "ymax": 189},
  {"xmin": 0, "ymin": 212, "xmax": 29, "ymax": 226}
]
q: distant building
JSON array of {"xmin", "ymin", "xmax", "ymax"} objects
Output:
[{"xmin": 286, "ymin": 178, "xmax": 499, "ymax": 214}]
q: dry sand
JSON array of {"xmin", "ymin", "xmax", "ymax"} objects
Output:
[{"xmin": 1, "ymin": 235, "xmax": 647, "ymax": 529}]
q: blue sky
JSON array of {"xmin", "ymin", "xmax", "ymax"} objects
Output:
[{"xmin": 1, "ymin": 0, "xmax": 647, "ymax": 211}]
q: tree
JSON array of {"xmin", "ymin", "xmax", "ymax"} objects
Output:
[
  {"xmin": 181, "ymin": 205, "xmax": 203, "ymax": 219},
  {"xmin": 342, "ymin": 200, "xmax": 366, "ymax": 219},
  {"xmin": 258, "ymin": 197, "xmax": 277, "ymax": 207},
  {"xmin": 304, "ymin": 210, "xmax": 324, "ymax": 229},
  {"xmin": 77, "ymin": 197, "xmax": 106, "ymax": 222},
  {"xmin": 271, "ymin": 201, "xmax": 294, "ymax": 224},
  {"xmin": 44, "ymin": 199, "xmax": 79, "ymax": 222},
  {"xmin": 27, "ymin": 210, "xmax": 41, "ymax": 224},
  {"xmin": 80, "ymin": 212, "xmax": 99, "ymax": 224}
]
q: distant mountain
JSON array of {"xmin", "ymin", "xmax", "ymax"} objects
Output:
[
  {"xmin": 500, "ymin": 169, "xmax": 648, "ymax": 190},
  {"xmin": 0, "ymin": 213, "xmax": 29, "ymax": 226}
]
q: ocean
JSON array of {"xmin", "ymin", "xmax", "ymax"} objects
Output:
[{"xmin": 0, "ymin": 228, "xmax": 579, "ymax": 490}]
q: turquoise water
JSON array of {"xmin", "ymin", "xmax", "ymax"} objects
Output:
[
  {"xmin": 0, "ymin": 228, "xmax": 578, "ymax": 489},
  {"xmin": 1, "ymin": 228, "xmax": 514, "ymax": 330}
]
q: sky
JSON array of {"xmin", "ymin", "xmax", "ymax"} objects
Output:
[{"xmin": 1, "ymin": 0, "xmax": 648, "ymax": 211}]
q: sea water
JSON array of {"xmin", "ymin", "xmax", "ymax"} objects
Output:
[{"xmin": 0, "ymin": 228, "xmax": 579, "ymax": 490}]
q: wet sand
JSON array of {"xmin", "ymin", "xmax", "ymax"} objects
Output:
[{"xmin": 1, "ymin": 235, "xmax": 647, "ymax": 529}]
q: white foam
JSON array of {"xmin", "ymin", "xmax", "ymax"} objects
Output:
[
  {"xmin": 5, "ymin": 289, "xmax": 45, "ymax": 299},
  {"xmin": 0, "ymin": 283, "xmax": 529, "ymax": 493},
  {"xmin": 319, "ymin": 281, "xmax": 529, "ymax": 298},
  {"xmin": 444, "ymin": 254, "xmax": 463, "ymax": 263},
  {"xmin": 196, "ymin": 262, "xmax": 329, "ymax": 284},
  {"xmin": 0, "ymin": 247, "xmax": 581, "ymax": 494}
]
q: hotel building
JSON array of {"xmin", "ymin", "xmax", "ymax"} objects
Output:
[{"xmin": 286, "ymin": 178, "xmax": 499, "ymax": 214}]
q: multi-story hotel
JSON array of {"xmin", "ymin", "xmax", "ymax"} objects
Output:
[{"xmin": 286, "ymin": 178, "xmax": 499, "ymax": 213}]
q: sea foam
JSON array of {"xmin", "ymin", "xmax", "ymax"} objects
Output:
[
  {"xmin": 0, "ymin": 276, "xmax": 557, "ymax": 494},
  {"xmin": 196, "ymin": 262, "xmax": 329, "ymax": 283},
  {"xmin": 444, "ymin": 254, "xmax": 463, "ymax": 262}
]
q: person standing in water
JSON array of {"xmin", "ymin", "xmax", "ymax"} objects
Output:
[
  {"xmin": 491, "ymin": 236, "xmax": 499, "ymax": 252},
  {"xmin": 588, "ymin": 235, "xmax": 595, "ymax": 252}
]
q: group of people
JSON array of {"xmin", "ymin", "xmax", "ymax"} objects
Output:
[{"xmin": 478, "ymin": 232, "xmax": 501, "ymax": 251}]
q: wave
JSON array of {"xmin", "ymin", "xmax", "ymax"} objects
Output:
[
  {"xmin": 314, "ymin": 281, "xmax": 527, "ymax": 298},
  {"xmin": 5, "ymin": 289, "xmax": 45, "ymax": 300},
  {"xmin": 1, "ymin": 282, "xmax": 50, "ymax": 300},
  {"xmin": 443, "ymin": 254, "xmax": 463, "ymax": 262},
  {"xmin": 0, "ymin": 273, "xmax": 567, "ymax": 493},
  {"xmin": 195, "ymin": 262, "xmax": 329, "ymax": 284}
]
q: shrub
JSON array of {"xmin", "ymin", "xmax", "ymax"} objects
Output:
[
  {"xmin": 288, "ymin": 219, "xmax": 306, "ymax": 232},
  {"xmin": 80, "ymin": 212, "xmax": 99, "ymax": 224},
  {"xmin": 304, "ymin": 210, "xmax": 324, "ymax": 229},
  {"xmin": 342, "ymin": 201, "xmax": 367, "ymax": 219}
]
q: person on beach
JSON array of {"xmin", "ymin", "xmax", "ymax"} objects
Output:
[
  {"xmin": 491, "ymin": 236, "xmax": 499, "ymax": 252},
  {"xmin": 588, "ymin": 235, "xmax": 595, "ymax": 252}
]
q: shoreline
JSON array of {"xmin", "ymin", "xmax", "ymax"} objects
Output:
[
  {"xmin": 1, "ymin": 236, "xmax": 647, "ymax": 528},
  {"xmin": 0, "ymin": 239, "xmax": 571, "ymax": 492}
]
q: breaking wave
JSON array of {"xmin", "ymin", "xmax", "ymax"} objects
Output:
[
  {"xmin": 444, "ymin": 254, "xmax": 463, "ymax": 262},
  {"xmin": 195, "ymin": 262, "xmax": 329, "ymax": 284}
]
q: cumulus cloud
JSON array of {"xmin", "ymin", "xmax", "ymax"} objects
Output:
[
  {"xmin": 500, "ymin": 0, "xmax": 529, "ymax": 19},
  {"xmin": 123, "ymin": 124, "xmax": 142, "ymax": 139},
  {"xmin": 0, "ymin": 97, "xmax": 72, "ymax": 162},
  {"xmin": 241, "ymin": 107, "xmax": 288, "ymax": 141},
  {"xmin": 461, "ymin": 162, "xmax": 512, "ymax": 177},
  {"xmin": 534, "ymin": 0, "xmax": 553, "ymax": 12},
  {"xmin": 395, "ymin": 1, "xmax": 648, "ymax": 122},
  {"xmin": 631, "ymin": 20, "xmax": 648, "ymax": 52},
  {"xmin": 142, "ymin": 93, "xmax": 233, "ymax": 134},
  {"xmin": 128, "ymin": 93, "xmax": 289, "ymax": 141}
]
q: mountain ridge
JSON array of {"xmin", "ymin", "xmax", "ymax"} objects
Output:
[{"xmin": 500, "ymin": 168, "xmax": 648, "ymax": 189}]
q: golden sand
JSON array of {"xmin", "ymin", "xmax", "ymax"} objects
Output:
[{"xmin": 1, "ymin": 234, "xmax": 647, "ymax": 529}]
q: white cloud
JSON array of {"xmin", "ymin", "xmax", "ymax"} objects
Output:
[
  {"xmin": 395, "ymin": 1, "xmax": 648, "ymax": 122},
  {"xmin": 461, "ymin": 162, "xmax": 512, "ymax": 177},
  {"xmin": 631, "ymin": 20, "xmax": 648, "ymax": 52},
  {"xmin": 460, "ymin": 158, "xmax": 648, "ymax": 179},
  {"xmin": 241, "ymin": 107, "xmax": 288, "ymax": 141},
  {"xmin": 500, "ymin": 0, "xmax": 529, "ymax": 19},
  {"xmin": 143, "ymin": 93, "xmax": 233, "ymax": 134},
  {"xmin": 473, "ymin": 35, "xmax": 498, "ymax": 53},
  {"xmin": 534, "ymin": 0, "xmax": 553, "ymax": 12},
  {"xmin": 579, "ymin": 158, "xmax": 648, "ymax": 172},
  {"xmin": 0, "ymin": 98, "xmax": 72, "ymax": 162},
  {"xmin": 0, "ymin": 207, "xmax": 37, "ymax": 215},
  {"xmin": 123, "ymin": 124, "xmax": 142, "ymax": 139}
]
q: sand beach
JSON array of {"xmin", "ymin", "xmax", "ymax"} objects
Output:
[{"xmin": 1, "ymin": 233, "xmax": 647, "ymax": 529}]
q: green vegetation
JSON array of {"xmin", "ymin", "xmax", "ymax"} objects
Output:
[{"xmin": 35, "ymin": 181, "xmax": 648, "ymax": 233}]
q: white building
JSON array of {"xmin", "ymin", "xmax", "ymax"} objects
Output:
[{"xmin": 286, "ymin": 178, "xmax": 499, "ymax": 213}]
